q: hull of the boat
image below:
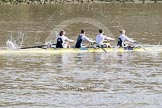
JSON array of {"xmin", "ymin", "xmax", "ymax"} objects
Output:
[{"xmin": 1, "ymin": 47, "xmax": 162, "ymax": 55}]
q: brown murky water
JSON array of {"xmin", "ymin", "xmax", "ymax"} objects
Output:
[{"xmin": 0, "ymin": 3, "xmax": 162, "ymax": 108}]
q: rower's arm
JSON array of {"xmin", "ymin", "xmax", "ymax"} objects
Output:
[
  {"xmin": 83, "ymin": 35, "xmax": 95, "ymax": 43},
  {"xmin": 104, "ymin": 35, "xmax": 115, "ymax": 41},
  {"xmin": 65, "ymin": 36, "xmax": 74, "ymax": 42},
  {"xmin": 125, "ymin": 36, "xmax": 135, "ymax": 43}
]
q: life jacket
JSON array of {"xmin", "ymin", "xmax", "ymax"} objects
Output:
[
  {"xmin": 56, "ymin": 37, "xmax": 63, "ymax": 48},
  {"xmin": 117, "ymin": 38, "xmax": 122, "ymax": 47},
  {"xmin": 75, "ymin": 35, "xmax": 83, "ymax": 48}
]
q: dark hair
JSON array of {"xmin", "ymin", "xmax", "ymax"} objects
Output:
[
  {"xmin": 81, "ymin": 29, "xmax": 85, "ymax": 34},
  {"xmin": 120, "ymin": 29, "xmax": 125, "ymax": 34},
  {"xmin": 119, "ymin": 30, "xmax": 122, "ymax": 33},
  {"xmin": 99, "ymin": 29, "xmax": 103, "ymax": 33},
  {"xmin": 59, "ymin": 30, "xmax": 64, "ymax": 36}
]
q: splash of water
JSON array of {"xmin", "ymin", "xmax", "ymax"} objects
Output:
[
  {"xmin": 6, "ymin": 40, "xmax": 18, "ymax": 49},
  {"xmin": 6, "ymin": 32, "xmax": 25, "ymax": 49}
]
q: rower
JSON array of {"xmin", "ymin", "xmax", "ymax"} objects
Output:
[
  {"xmin": 75, "ymin": 29, "xmax": 95, "ymax": 48},
  {"xmin": 117, "ymin": 29, "xmax": 136, "ymax": 48},
  {"xmin": 56, "ymin": 30, "xmax": 75, "ymax": 48},
  {"xmin": 96, "ymin": 29, "xmax": 115, "ymax": 48}
]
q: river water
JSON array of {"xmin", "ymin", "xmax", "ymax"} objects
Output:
[{"xmin": 0, "ymin": 3, "xmax": 162, "ymax": 108}]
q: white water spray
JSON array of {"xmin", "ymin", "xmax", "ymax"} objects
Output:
[{"xmin": 6, "ymin": 32, "xmax": 25, "ymax": 49}]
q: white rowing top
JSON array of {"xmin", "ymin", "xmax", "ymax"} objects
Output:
[
  {"xmin": 56, "ymin": 35, "xmax": 74, "ymax": 48},
  {"xmin": 119, "ymin": 34, "xmax": 135, "ymax": 43},
  {"xmin": 79, "ymin": 33, "xmax": 94, "ymax": 43},
  {"xmin": 96, "ymin": 33, "xmax": 115, "ymax": 46}
]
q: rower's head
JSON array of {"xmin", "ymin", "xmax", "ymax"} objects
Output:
[
  {"xmin": 81, "ymin": 29, "xmax": 85, "ymax": 34},
  {"xmin": 59, "ymin": 30, "xmax": 65, "ymax": 36},
  {"xmin": 120, "ymin": 29, "xmax": 126, "ymax": 34},
  {"xmin": 99, "ymin": 29, "xmax": 104, "ymax": 34}
]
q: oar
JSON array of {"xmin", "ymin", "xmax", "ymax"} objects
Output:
[
  {"xmin": 20, "ymin": 45, "xmax": 47, "ymax": 49},
  {"xmin": 133, "ymin": 42, "xmax": 147, "ymax": 52},
  {"xmin": 140, "ymin": 44, "xmax": 147, "ymax": 51},
  {"xmin": 90, "ymin": 41, "xmax": 107, "ymax": 53},
  {"xmin": 101, "ymin": 47, "xmax": 107, "ymax": 53},
  {"xmin": 139, "ymin": 44, "xmax": 148, "ymax": 53},
  {"xmin": 98, "ymin": 46, "xmax": 107, "ymax": 53}
]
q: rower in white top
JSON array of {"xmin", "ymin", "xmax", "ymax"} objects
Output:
[
  {"xmin": 75, "ymin": 29, "xmax": 95, "ymax": 48},
  {"xmin": 56, "ymin": 30, "xmax": 75, "ymax": 48},
  {"xmin": 96, "ymin": 29, "xmax": 115, "ymax": 48},
  {"xmin": 117, "ymin": 29, "xmax": 136, "ymax": 48}
]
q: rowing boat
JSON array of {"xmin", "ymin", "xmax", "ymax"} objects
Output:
[{"xmin": 0, "ymin": 46, "xmax": 162, "ymax": 54}]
